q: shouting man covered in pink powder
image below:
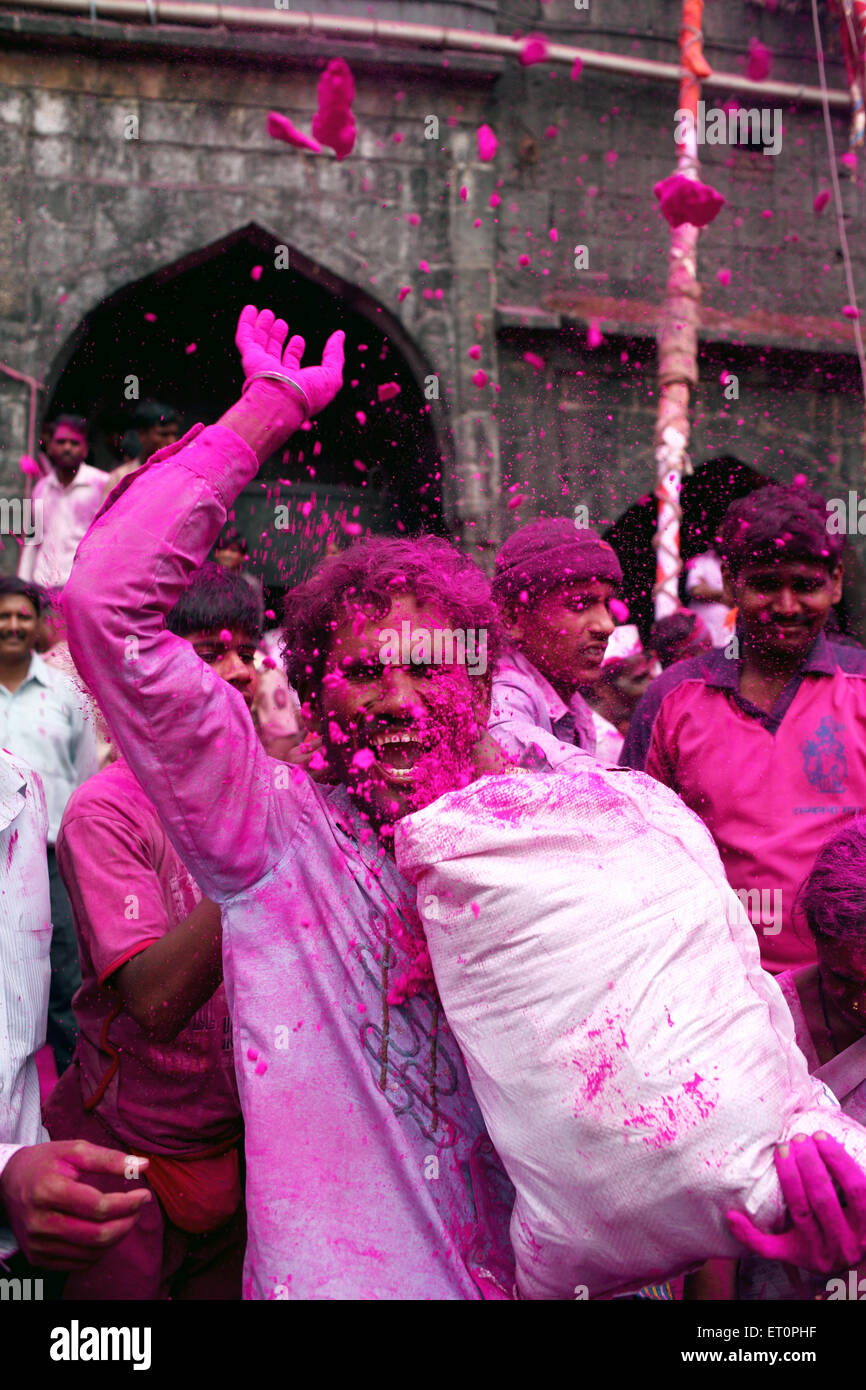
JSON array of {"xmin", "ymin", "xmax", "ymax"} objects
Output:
[
  {"xmin": 62, "ymin": 307, "xmax": 517, "ymax": 1300},
  {"xmin": 63, "ymin": 306, "xmax": 866, "ymax": 1300}
]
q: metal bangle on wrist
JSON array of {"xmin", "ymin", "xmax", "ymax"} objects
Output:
[{"xmin": 241, "ymin": 370, "xmax": 312, "ymax": 420}]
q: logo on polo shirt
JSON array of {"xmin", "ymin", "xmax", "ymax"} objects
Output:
[{"xmin": 801, "ymin": 717, "xmax": 846, "ymax": 795}]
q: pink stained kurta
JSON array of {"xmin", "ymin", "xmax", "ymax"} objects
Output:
[{"xmin": 62, "ymin": 424, "xmax": 514, "ymax": 1301}]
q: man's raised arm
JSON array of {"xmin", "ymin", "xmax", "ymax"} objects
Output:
[{"xmin": 62, "ymin": 308, "xmax": 344, "ymax": 901}]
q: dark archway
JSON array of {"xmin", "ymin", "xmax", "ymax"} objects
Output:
[
  {"xmin": 604, "ymin": 456, "xmax": 769, "ymax": 645},
  {"xmin": 44, "ymin": 224, "xmax": 449, "ymax": 593}
]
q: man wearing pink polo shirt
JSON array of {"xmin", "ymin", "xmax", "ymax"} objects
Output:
[
  {"xmin": 43, "ymin": 564, "xmax": 263, "ymax": 1298},
  {"xmin": 622, "ymin": 483, "xmax": 866, "ymax": 975}
]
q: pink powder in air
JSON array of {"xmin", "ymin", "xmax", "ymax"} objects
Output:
[
  {"xmin": 377, "ymin": 382, "xmax": 401, "ymax": 402},
  {"xmin": 586, "ymin": 318, "xmax": 604, "ymax": 349},
  {"xmin": 144, "ymin": 311, "xmax": 157, "ymax": 322},
  {"xmin": 523, "ymin": 351, "xmax": 545, "ymax": 370},
  {"xmin": 477, "ymin": 124, "xmax": 498, "ymax": 162},
  {"xmin": 397, "ymin": 286, "xmax": 411, "ymax": 302},
  {"xmin": 654, "ymin": 173, "xmax": 725, "ymax": 229},
  {"xmin": 489, "ymin": 192, "xmax": 501, "ymax": 209},
  {"xmin": 255, "ymin": 1059, "xmax": 268, "ymax": 1076},
  {"xmin": 218, "ymin": 629, "xmax": 232, "ymax": 643},
  {"xmin": 716, "ymin": 267, "xmax": 731, "ymax": 286},
  {"xmin": 518, "ymin": 254, "xmax": 531, "ymax": 267},
  {"xmin": 311, "ymin": 58, "xmax": 356, "ymax": 160},
  {"xmin": 247, "ymin": 1047, "xmax": 258, "ymax": 1062},
  {"xmin": 570, "ymin": 57, "xmax": 583, "ymax": 80},
  {"xmin": 404, "ymin": 213, "xmax": 421, "ymax": 225},
  {"xmin": 459, "ymin": 186, "xmax": 468, "ymax": 201},
  {"xmin": 746, "ymin": 38, "xmax": 772, "ymax": 82},
  {"xmin": 609, "ymin": 598, "xmax": 629, "ymax": 623},
  {"xmin": 519, "ymin": 36, "xmax": 548, "ymax": 66},
  {"xmin": 467, "ymin": 345, "xmax": 481, "ymax": 360},
  {"xmin": 351, "ymin": 748, "xmax": 376, "ymax": 771},
  {"xmin": 472, "ymin": 368, "xmax": 488, "ymax": 388},
  {"xmin": 842, "ymin": 151, "xmax": 858, "ymax": 169},
  {"xmin": 418, "ymin": 260, "xmax": 430, "ymax": 273},
  {"xmin": 813, "ymin": 190, "xmax": 831, "ymax": 214},
  {"xmin": 185, "ymin": 343, "xmax": 197, "ymax": 355},
  {"xmin": 266, "ymin": 112, "xmax": 322, "ymax": 154},
  {"xmin": 842, "ymin": 305, "xmax": 860, "ymax": 319},
  {"xmin": 19, "ymin": 455, "xmax": 40, "ymax": 476},
  {"xmin": 250, "ymin": 265, "xmax": 263, "ymax": 281}
]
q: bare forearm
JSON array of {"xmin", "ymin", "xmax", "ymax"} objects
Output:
[{"xmin": 115, "ymin": 897, "xmax": 223, "ymax": 1044}]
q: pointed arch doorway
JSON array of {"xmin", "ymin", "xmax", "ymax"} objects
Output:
[{"xmin": 44, "ymin": 223, "xmax": 449, "ymax": 592}]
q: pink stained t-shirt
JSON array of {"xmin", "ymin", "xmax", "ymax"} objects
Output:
[
  {"xmin": 55, "ymin": 757, "xmax": 240, "ymax": 1156},
  {"xmin": 63, "ymin": 424, "xmax": 516, "ymax": 1301},
  {"xmin": 620, "ymin": 639, "xmax": 866, "ymax": 973}
]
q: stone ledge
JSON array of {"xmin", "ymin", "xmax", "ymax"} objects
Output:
[
  {"xmin": 495, "ymin": 304, "xmax": 562, "ymax": 331},
  {"xmin": 0, "ymin": 9, "xmax": 507, "ymax": 82}
]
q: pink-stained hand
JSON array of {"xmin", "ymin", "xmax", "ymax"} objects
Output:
[
  {"xmin": 234, "ymin": 306, "xmax": 345, "ymax": 419},
  {"xmin": 726, "ymin": 1134, "xmax": 866, "ymax": 1274},
  {"xmin": 0, "ymin": 1140, "xmax": 150, "ymax": 1270}
]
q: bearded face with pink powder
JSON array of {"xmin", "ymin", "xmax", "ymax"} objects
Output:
[{"xmin": 281, "ymin": 542, "xmax": 508, "ymax": 831}]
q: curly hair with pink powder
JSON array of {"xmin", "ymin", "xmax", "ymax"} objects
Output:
[
  {"xmin": 797, "ymin": 816, "xmax": 866, "ymax": 944},
  {"xmin": 280, "ymin": 535, "xmax": 501, "ymax": 697}
]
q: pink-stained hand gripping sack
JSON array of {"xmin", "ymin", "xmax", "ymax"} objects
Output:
[{"xmin": 395, "ymin": 763, "xmax": 866, "ymax": 1300}]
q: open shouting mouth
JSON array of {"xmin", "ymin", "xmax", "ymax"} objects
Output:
[{"xmin": 368, "ymin": 728, "xmax": 433, "ymax": 784}]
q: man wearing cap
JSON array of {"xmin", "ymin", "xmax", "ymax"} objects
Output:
[{"xmin": 488, "ymin": 518, "xmax": 623, "ymax": 758}]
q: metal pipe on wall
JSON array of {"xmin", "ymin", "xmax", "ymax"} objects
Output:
[{"xmin": 0, "ymin": 0, "xmax": 850, "ymax": 109}]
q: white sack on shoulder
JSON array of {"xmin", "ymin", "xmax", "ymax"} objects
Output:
[{"xmin": 395, "ymin": 765, "xmax": 866, "ymax": 1300}]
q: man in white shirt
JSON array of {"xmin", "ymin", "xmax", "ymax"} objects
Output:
[
  {"xmin": 18, "ymin": 416, "xmax": 106, "ymax": 592},
  {"xmin": 684, "ymin": 547, "xmax": 734, "ymax": 648},
  {"xmin": 0, "ymin": 578, "xmax": 98, "ymax": 1073},
  {"xmin": 0, "ymin": 747, "xmax": 150, "ymax": 1277}
]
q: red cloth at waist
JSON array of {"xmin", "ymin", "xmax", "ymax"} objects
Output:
[{"xmin": 142, "ymin": 1147, "xmax": 241, "ymax": 1235}]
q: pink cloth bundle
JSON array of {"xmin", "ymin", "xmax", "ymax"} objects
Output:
[{"xmin": 312, "ymin": 59, "xmax": 356, "ymax": 161}]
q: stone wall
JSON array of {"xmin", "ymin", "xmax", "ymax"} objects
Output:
[{"xmin": 1, "ymin": 0, "xmax": 864, "ymax": 616}]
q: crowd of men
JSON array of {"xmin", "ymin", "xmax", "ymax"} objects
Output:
[{"xmin": 2, "ymin": 304, "xmax": 866, "ymax": 1300}]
